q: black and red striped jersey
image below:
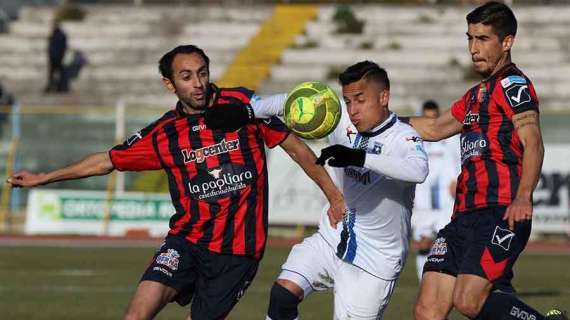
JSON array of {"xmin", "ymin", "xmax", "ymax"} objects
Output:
[
  {"xmin": 450, "ymin": 63, "xmax": 539, "ymax": 215},
  {"xmin": 109, "ymin": 86, "xmax": 290, "ymax": 259}
]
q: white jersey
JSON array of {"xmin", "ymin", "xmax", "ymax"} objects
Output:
[
  {"xmin": 252, "ymin": 95, "xmax": 428, "ymax": 280},
  {"xmin": 319, "ymin": 109, "xmax": 428, "ymax": 280},
  {"xmin": 414, "ymin": 137, "xmax": 460, "ymax": 211}
]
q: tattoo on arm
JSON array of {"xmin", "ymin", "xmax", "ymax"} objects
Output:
[{"xmin": 513, "ymin": 112, "xmax": 538, "ymax": 130}]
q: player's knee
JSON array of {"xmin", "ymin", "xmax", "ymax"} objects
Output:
[
  {"xmin": 414, "ymin": 301, "xmax": 437, "ymax": 320},
  {"xmin": 124, "ymin": 310, "xmax": 149, "ymax": 320},
  {"xmin": 453, "ymin": 293, "xmax": 480, "ymax": 318},
  {"xmin": 267, "ymin": 282, "xmax": 302, "ymax": 320}
]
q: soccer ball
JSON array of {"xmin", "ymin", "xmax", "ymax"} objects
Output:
[{"xmin": 283, "ymin": 81, "xmax": 342, "ymax": 139}]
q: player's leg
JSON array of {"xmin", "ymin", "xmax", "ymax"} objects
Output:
[
  {"xmin": 124, "ymin": 280, "xmax": 179, "ymax": 320},
  {"xmin": 266, "ymin": 233, "xmax": 337, "ymax": 320},
  {"xmin": 414, "ymin": 272, "xmax": 456, "ymax": 320},
  {"xmin": 453, "ymin": 206, "xmax": 551, "ymax": 319},
  {"xmin": 124, "ymin": 236, "xmax": 197, "ymax": 320},
  {"xmin": 189, "ymin": 247, "xmax": 259, "ymax": 320},
  {"xmin": 414, "ymin": 219, "xmax": 462, "ymax": 320},
  {"xmin": 333, "ymin": 261, "xmax": 397, "ymax": 320}
]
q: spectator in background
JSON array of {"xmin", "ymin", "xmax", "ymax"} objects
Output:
[
  {"xmin": 411, "ymin": 100, "xmax": 460, "ymax": 281},
  {"xmin": 0, "ymin": 81, "xmax": 15, "ymax": 127},
  {"xmin": 44, "ymin": 21, "xmax": 68, "ymax": 93}
]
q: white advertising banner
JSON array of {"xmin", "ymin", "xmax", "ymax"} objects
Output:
[{"xmin": 26, "ymin": 190, "xmax": 172, "ymax": 236}]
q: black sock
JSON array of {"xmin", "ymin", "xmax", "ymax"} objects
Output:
[
  {"xmin": 475, "ymin": 291, "xmax": 546, "ymax": 320},
  {"xmin": 267, "ymin": 283, "xmax": 301, "ymax": 320}
]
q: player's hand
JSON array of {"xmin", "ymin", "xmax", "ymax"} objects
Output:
[
  {"xmin": 6, "ymin": 171, "xmax": 47, "ymax": 188},
  {"xmin": 316, "ymin": 145, "xmax": 365, "ymax": 167},
  {"xmin": 503, "ymin": 197, "xmax": 533, "ymax": 230},
  {"xmin": 204, "ymin": 101, "xmax": 255, "ymax": 132},
  {"xmin": 327, "ymin": 196, "xmax": 346, "ymax": 229}
]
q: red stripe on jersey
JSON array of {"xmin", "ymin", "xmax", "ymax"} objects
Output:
[
  {"xmin": 158, "ymin": 127, "xmax": 191, "ymax": 236},
  {"xmin": 221, "ymin": 90, "xmax": 250, "ymax": 103},
  {"xmin": 473, "ymin": 159, "xmax": 489, "ymax": 207}
]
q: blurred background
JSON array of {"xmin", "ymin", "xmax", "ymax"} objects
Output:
[{"xmin": 0, "ymin": 0, "xmax": 568, "ymax": 319}]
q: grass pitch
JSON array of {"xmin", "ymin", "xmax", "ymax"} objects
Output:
[{"xmin": 0, "ymin": 244, "xmax": 567, "ymax": 319}]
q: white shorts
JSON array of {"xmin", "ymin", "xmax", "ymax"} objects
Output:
[
  {"xmin": 411, "ymin": 209, "xmax": 451, "ymax": 241},
  {"xmin": 278, "ymin": 233, "xmax": 397, "ymax": 320}
]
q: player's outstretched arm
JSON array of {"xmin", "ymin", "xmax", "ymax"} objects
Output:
[
  {"xmin": 402, "ymin": 109, "xmax": 463, "ymax": 142},
  {"xmin": 204, "ymin": 94, "xmax": 286, "ymax": 131},
  {"xmin": 6, "ymin": 152, "xmax": 114, "ymax": 188},
  {"xmin": 503, "ymin": 110, "xmax": 544, "ymax": 230},
  {"xmin": 279, "ymin": 134, "xmax": 346, "ymax": 227}
]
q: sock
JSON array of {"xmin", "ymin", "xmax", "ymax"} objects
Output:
[
  {"xmin": 266, "ymin": 283, "xmax": 301, "ymax": 320},
  {"xmin": 416, "ymin": 253, "xmax": 428, "ymax": 281},
  {"xmin": 475, "ymin": 291, "xmax": 546, "ymax": 320}
]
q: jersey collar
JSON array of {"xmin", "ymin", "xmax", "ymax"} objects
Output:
[{"xmin": 360, "ymin": 112, "xmax": 397, "ymax": 138}]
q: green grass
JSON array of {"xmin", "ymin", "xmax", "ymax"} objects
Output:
[{"xmin": 0, "ymin": 245, "xmax": 567, "ymax": 319}]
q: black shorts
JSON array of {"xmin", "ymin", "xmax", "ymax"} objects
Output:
[
  {"xmin": 423, "ymin": 206, "xmax": 531, "ymax": 292},
  {"xmin": 140, "ymin": 235, "xmax": 258, "ymax": 319}
]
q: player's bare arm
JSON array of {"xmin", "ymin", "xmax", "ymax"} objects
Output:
[
  {"xmin": 503, "ymin": 110, "xmax": 544, "ymax": 230},
  {"xmin": 6, "ymin": 152, "xmax": 114, "ymax": 188},
  {"xmin": 279, "ymin": 134, "xmax": 346, "ymax": 227},
  {"xmin": 405, "ymin": 109, "xmax": 463, "ymax": 142}
]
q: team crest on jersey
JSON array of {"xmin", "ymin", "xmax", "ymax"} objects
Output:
[
  {"xmin": 369, "ymin": 142, "xmax": 383, "ymax": 155},
  {"xmin": 156, "ymin": 249, "xmax": 180, "ymax": 271},
  {"xmin": 429, "ymin": 237, "xmax": 447, "ymax": 256}
]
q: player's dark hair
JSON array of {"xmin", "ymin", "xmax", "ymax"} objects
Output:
[
  {"xmin": 159, "ymin": 45, "xmax": 210, "ymax": 81},
  {"xmin": 338, "ymin": 60, "xmax": 390, "ymax": 90},
  {"xmin": 466, "ymin": 1, "xmax": 517, "ymax": 40},
  {"xmin": 422, "ymin": 100, "xmax": 439, "ymax": 112}
]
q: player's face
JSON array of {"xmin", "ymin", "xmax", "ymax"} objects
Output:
[
  {"xmin": 163, "ymin": 53, "xmax": 210, "ymax": 112},
  {"xmin": 342, "ymin": 79, "xmax": 389, "ymax": 133},
  {"xmin": 467, "ymin": 23, "xmax": 513, "ymax": 78}
]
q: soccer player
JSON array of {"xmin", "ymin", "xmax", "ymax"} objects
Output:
[
  {"xmin": 208, "ymin": 61, "xmax": 429, "ymax": 319},
  {"xmin": 399, "ymin": 3, "xmax": 566, "ymax": 320},
  {"xmin": 411, "ymin": 100, "xmax": 460, "ymax": 281},
  {"xmin": 6, "ymin": 45, "xmax": 346, "ymax": 320}
]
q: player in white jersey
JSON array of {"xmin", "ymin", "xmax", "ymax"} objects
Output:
[
  {"xmin": 204, "ymin": 61, "xmax": 428, "ymax": 320},
  {"xmin": 411, "ymin": 100, "xmax": 461, "ymax": 281}
]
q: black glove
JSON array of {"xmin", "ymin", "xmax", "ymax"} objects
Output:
[
  {"xmin": 204, "ymin": 100, "xmax": 255, "ymax": 132},
  {"xmin": 316, "ymin": 144, "xmax": 366, "ymax": 167}
]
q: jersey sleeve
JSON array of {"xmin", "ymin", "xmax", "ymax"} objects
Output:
[
  {"xmin": 497, "ymin": 75, "xmax": 539, "ymax": 117},
  {"xmin": 250, "ymin": 93, "xmax": 287, "ymax": 119},
  {"xmin": 108, "ymin": 116, "xmax": 170, "ymax": 171},
  {"xmin": 450, "ymin": 95, "xmax": 467, "ymax": 123},
  {"xmin": 257, "ymin": 117, "xmax": 291, "ymax": 149},
  {"xmin": 362, "ymin": 127, "xmax": 429, "ymax": 183}
]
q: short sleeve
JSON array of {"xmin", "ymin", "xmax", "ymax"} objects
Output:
[
  {"xmin": 108, "ymin": 114, "xmax": 174, "ymax": 171},
  {"xmin": 497, "ymin": 75, "xmax": 539, "ymax": 117},
  {"xmin": 450, "ymin": 96, "xmax": 467, "ymax": 123},
  {"xmin": 257, "ymin": 117, "xmax": 290, "ymax": 148}
]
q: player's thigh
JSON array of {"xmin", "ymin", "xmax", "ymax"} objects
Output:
[
  {"xmin": 415, "ymin": 271, "xmax": 456, "ymax": 320},
  {"xmin": 459, "ymin": 206, "xmax": 531, "ymax": 293},
  {"xmin": 127, "ymin": 236, "xmax": 199, "ymax": 319},
  {"xmin": 278, "ymin": 233, "xmax": 338, "ymax": 298},
  {"xmin": 452, "ymin": 274, "xmax": 493, "ymax": 315},
  {"xmin": 333, "ymin": 263, "xmax": 396, "ymax": 320},
  {"xmin": 191, "ymin": 251, "xmax": 259, "ymax": 320},
  {"xmin": 125, "ymin": 280, "xmax": 179, "ymax": 320}
]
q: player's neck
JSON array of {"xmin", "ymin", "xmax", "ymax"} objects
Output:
[{"xmin": 484, "ymin": 53, "xmax": 512, "ymax": 81}]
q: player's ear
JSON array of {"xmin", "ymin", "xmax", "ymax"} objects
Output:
[
  {"xmin": 380, "ymin": 88, "xmax": 390, "ymax": 107},
  {"xmin": 162, "ymin": 77, "xmax": 176, "ymax": 94},
  {"xmin": 502, "ymin": 34, "xmax": 514, "ymax": 52}
]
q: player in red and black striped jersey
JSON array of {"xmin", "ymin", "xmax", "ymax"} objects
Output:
[
  {"xmin": 6, "ymin": 45, "xmax": 346, "ymax": 320},
  {"xmin": 401, "ymin": 3, "xmax": 565, "ymax": 320}
]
